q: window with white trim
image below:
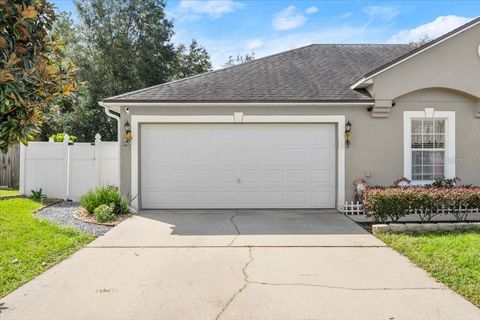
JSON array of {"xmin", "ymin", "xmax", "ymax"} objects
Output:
[
  {"xmin": 411, "ymin": 119, "xmax": 445, "ymax": 180},
  {"xmin": 404, "ymin": 111, "xmax": 455, "ymax": 184}
]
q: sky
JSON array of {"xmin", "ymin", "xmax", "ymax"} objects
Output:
[{"xmin": 52, "ymin": 0, "xmax": 480, "ymax": 69}]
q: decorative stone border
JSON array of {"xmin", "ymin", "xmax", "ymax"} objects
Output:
[
  {"xmin": 373, "ymin": 222, "xmax": 480, "ymax": 234},
  {"xmin": 73, "ymin": 207, "xmax": 132, "ymax": 227},
  {"xmin": 33, "ymin": 199, "xmax": 64, "ymax": 213}
]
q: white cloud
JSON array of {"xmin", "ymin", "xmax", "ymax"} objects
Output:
[
  {"xmin": 336, "ymin": 12, "xmax": 353, "ymax": 20},
  {"xmin": 202, "ymin": 23, "xmax": 377, "ymax": 69},
  {"xmin": 171, "ymin": 0, "xmax": 245, "ymax": 21},
  {"xmin": 272, "ymin": 6, "xmax": 307, "ymax": 31},
  {"xmin": 388, "ymin": 15, "xmax": 473, "ymax": 43},
  {"xmin": 364, "ymin": 6, "xmax": 399, "ymax": 21},
  {"xmin": 305, "ymin": 6, "xmax": 319, "ymax": 15},
  {"xmin": 246, "ymin": 39, "xmax": 264, "ymax": 50}
]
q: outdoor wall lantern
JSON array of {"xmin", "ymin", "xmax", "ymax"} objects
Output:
[
  {"xmin": 124, "ymin": 121, "xmax": 132, "ymax": 146},
  {"xmin": 345, "ymin": 120, "xmax": 352, "ymax": 148}
]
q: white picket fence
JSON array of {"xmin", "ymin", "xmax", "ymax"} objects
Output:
[
  {"xmin": 19, "ymin": 134, "xmax": 119, "ymax": 201},
  {"xmin": 343, "ymin": 201, "xmax": 480, "ymax": 222}
]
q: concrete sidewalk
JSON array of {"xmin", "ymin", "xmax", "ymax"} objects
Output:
[{"xmin": 1, "ymin": 210, "xmax": 479, "ymax": 320}]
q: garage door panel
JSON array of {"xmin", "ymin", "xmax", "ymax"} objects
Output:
[{"xmin": 141, "ymin": 124, "xmax": 336, "ymax": 209}]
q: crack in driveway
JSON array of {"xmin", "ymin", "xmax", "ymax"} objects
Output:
[
  {"xmin": 215, "ymin": 246, "xmax": 254, "ymax": 320},
  {"xmin": 214, "ymin": 247, "xmax": 446, "ymax": 320},
  {"xmin": 227, "ymin": 210, "xmax": 241, "ymax": 247},
  {"xmin": 248, "ymin": 281, "xmax": 446, "ymax": 291}
]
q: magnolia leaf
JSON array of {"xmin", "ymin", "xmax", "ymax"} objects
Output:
[
  {"xmin": 0, "ymin": 36, "xmax": 7, "ymax": 48},
  {"xmin": 21, "ymin": 6, "xmax": 38, "ymax": 20}
]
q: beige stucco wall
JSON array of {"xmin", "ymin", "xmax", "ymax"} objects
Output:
[
  {"xmin": 371, "ymin": 21, "xmax": 480, "ymax": 101},
  {"xmin": 118, "ymin": 88, "xmax": 480, "ymax": 205}
]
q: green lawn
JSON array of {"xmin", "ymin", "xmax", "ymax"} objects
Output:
[
  {"xmin": 378, "ymin": 231, "xmax": 480, "ymax": 307},
  {"xmin": 0, "ymin": 198, "xmax": 94, "ymax": 298},
  {"xmin": 0, "ymin": 189, "xmax": 18, "ymax": 197}
]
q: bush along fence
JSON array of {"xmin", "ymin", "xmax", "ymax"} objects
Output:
[
  {"xmin": 344, "ymin": 185, "xmax": 480, "ymax": 223},
  {"xmin": 19, "ymin": 134, "xmax": 119, "ymax": 201}
]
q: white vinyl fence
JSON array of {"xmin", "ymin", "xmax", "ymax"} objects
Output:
[{"xmin": 19, "ymin": 134, "xmax": 119, "ymax": 201}]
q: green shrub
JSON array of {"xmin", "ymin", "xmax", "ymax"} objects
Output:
[
  {"xmin": 80, "ymin": 186, "xmax": 129, "ymax": 215},
  {"xmin": 363, "ymin": 187, "xmax": 411, "ymax": 222},
  {"xmin": 93, "ymin": 204, "xmax": 116, "ymax": 222},
  {"xmin": 31, "ymin": 188, "xmax": 47, "ymax": 204},
  {"xmin": 49, "ymin": 133, "xmax": 77, "ymax": 142},
  {"xmin": 363, "ymin": 186, "xmax": 480, "ymax": 222}
]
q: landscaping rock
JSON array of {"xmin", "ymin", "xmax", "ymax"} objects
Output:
[
  {"xmin": 389, "ymin": 223, "xmax": 406, "ymax": 233},
  {"xmin": 36, "ymin": 202, "xmax": 111, "ymax": 236},
  {"xmin": 372, "ymin": 224, "xmax": 390, "ymax": 233},
  {"xmin": 467, "ymin": 222, "xmax": 480, "ymax": 230},
  {"xmin": 454, "ymin": 222, "xmax": 470, "ymax": 230},
  {"xmin": 437, "ymin": 223, "xmax": 456, "ymax": 231},
  {"xmin": 422, "ymin": 223, "xmax": 439, "ymax": 232},
  {"xmin": 405, "ymin": 223, "xmax": 422, "ymax": 232}
]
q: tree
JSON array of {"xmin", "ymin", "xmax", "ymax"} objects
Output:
[
  {"xmin": 171, "ymin": 40, "xmax": 212, "ymax": 80},
  {"xmin": 222, "ymin": 53, "xmax": 255, "ymax": 68},
  {"xmin": 409, "ymin": 35, "xmax": 432, "ymax": 48},
  {"xmin": 38, "ymin": 12, "xmax": 84, "ymax": 140},
  {"xmin": 39, "ymin": 0, "xmax": 213, "ymax": 142},
  {"xmin": 0, "ymin": 0, "xmax": 78, "ymax": 151}
]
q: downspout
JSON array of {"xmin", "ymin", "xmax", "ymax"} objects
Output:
[{"xmin": 99, "ymin": 102, "xmax": 122, "ymax": 191}]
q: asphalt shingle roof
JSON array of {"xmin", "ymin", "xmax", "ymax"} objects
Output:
[{"xmin": 103, "ymin": 44, "xmax": 414, "ymax": 103}]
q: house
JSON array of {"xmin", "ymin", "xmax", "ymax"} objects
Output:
[{"xmin": 101, "ymin": 17, "xmax": 480, "ymax": 211}]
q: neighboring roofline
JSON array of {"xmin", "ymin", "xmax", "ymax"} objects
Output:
[
  {"xmin": 350, "ymin": 16, "xmax": 480, "ymax": 89},
  {"xmin": 100, "ymin": 100, "xmax": 375, "ymax": 108}
]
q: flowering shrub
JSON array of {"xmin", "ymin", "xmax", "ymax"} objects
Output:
[{"xmin": 363, "ymin": 186, "xmax": 480, "ymax": 222}]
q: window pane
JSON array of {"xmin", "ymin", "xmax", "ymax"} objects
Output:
[
  {"xmin": 412, "ymin": 151, "xmax": 423, "ymax": 165},
  {"xmin": 412, "ymin": 120, "xmax": 423, "ymax": 134},
  {"xmin": 434, "ymin": 134, "xmax": 445, "ymax": 148},
  {"xmin": 435, "ymin": 120, "xmax": 445, "ymax": 134},
  {"xmin": 422, "ymin": 151, "xmax": 433, "ymax": 165},
  {"xmin": 412, "ymin": 134, "xmax": 422, "ymax": 148},
  {"xmin": 423, "ymin": 120, "xmax": 434, "ymax": 134},
  {"xmin": 423, "ymin": 166, "xmax": 433, "ymax": 180},
  {"xmin": 434, "ymin": 165, "xmax": 444, "ymax": 179},
  {"xmin": 423, "ymin": 135, "xmax": 434, "ymax": 148},
  {"xmin": 433, "ymin": 151, "xmax": 445, "ymax": 164},
  {"xmin": 412, "ymin": 166, "xmax": 423, "ymax": 180}
]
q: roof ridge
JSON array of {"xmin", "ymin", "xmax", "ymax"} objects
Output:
[{"xmin": 103, "ymin": 43, "xmax": 318, "ymax": 102}]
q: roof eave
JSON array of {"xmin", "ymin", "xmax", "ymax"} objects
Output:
[{"xmin": 101, "ymin": 100, "xmax": 375, "ymax": 108}]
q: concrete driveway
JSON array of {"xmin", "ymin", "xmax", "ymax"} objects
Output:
[{"xmin": 1, "ymin": 210, "xmax": 479, "ymax": 320}]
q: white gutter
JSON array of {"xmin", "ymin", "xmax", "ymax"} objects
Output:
[
  {"xmin": 100, "ymin": 101, "xmax": 375, "ymax": 108},
  {"xmin": 99, "ymin": 101, "xmax": 122, "ymax": 191},
  {"xmin": 100, "ymin": 102, "xmax": 121, "ymax": 142}
]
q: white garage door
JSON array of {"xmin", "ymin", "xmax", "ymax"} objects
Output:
[{"xmin": 141, "ymin": 124, "xmax": 336, "ymax": 209}]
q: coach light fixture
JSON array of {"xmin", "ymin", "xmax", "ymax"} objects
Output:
[
  {"xmin": 124, "ymin": 121, "xmax": 132, "ymax": 146},
  {"xmin": 345, "ymin": 120, "xmax": 352, "ymax": 148}
]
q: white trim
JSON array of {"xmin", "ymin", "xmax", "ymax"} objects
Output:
[
  {"xmin": 403, "ymin": 111, "xmax": 456, "ymax": 184},
  {"xmin": 102, "ymin": 101, "xmax": 374, "ymax": 108},
  {"xmin": 131, "ymin": 114, "xmax": 346, "ymax": 211},
  {"xmin": 351, "ymin": 18, "xmax": 480, "ymax": 89}
]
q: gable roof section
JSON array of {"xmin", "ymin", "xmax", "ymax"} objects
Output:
[
  {"xmin": 102, "ymin": 44, "xmax": 413, "ymax": 104},
  {"xmin": 351, "ymin": 16, "xmax": 480, "ymax": 89}
]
